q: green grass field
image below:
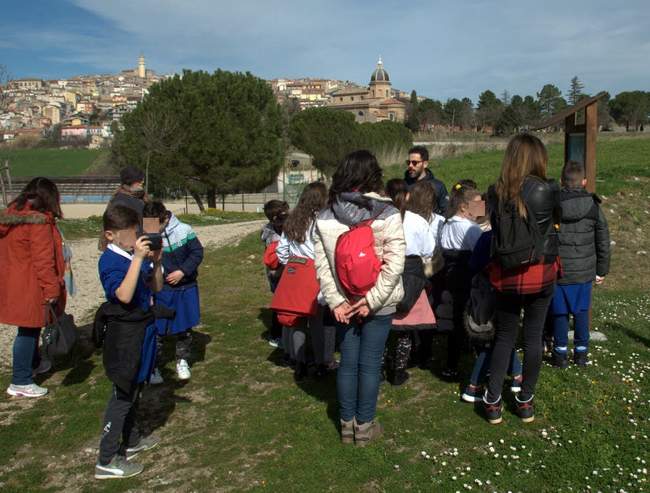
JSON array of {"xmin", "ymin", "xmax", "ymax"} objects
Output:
[
  {"xmin": 0, "ymin": 136, "xmax": 648, "ymax": 492},
  {"xmin": 2, "ymin": 148, "xmax": 109, "ymax": 176}
]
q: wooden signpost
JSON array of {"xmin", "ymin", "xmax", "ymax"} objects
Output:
[{"xmin": 532, "ymin": 92, "xmax": 607, "ymax": 193}]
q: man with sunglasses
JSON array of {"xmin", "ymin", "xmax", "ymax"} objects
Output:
[{"xmin": 403, "ymin": 146, "xmax": 449, "ymax": 215}]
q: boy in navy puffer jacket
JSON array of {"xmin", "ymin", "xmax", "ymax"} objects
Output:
[
  {"xmin": 550, "ymin": 161, "xmax": 610, "ymax": 368},
  {"xmin": 143, "ymin": 202, "xmax": 204, "ymax": 382}
]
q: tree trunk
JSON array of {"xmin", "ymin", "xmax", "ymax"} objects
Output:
[
  {"xmin": 207, "ymin": 188, "xmax": 217, "ymax": 209},
  {"xmin": 189, "ymin": 190, "xmax": 205, "ymax": 212}
]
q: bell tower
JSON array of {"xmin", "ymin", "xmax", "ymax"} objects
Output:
[{"xmin": 139, "ymin": 52, "xmax": 146, "ymax": 78}]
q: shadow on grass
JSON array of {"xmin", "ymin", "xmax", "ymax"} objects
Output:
[
  {"xmin": 257, "ymin": 307, "xmax": 273, "ymax": 341},
  {"xmin": 607, "ymin": 321, "xmax": 650, "ymax": 349},
  {"xmin": 139, "ymin": 380, "xmax": 192, "ymax": 434},
  {"xmin": 138, "ymin": 328, "xmax": 212, "ymax": 434},
  {"xmin": 296, "ymin": 370, "xmax": 341, "ymax": 432},
  {"xmin": 33, "ymin": 323, "xmax": 99, "ymax": 387}
]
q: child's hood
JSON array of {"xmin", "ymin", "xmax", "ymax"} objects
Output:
[
  {"xmin": 261, "ymin": 222, "xmax": 275, "ymax": 242},
  {"xmin": 326, "ymin": 192, "xmax": 393, "ymax": 226},
  {"xmin": 165, "ymin": 212, "xmax": 181, "ymax": 233},
  {"xmin": 561, "ymin": 188, "xmax": 600, "ymax": 222}
]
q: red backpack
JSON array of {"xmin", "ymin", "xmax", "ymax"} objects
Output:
[
  {"xmin": 263, "ymin": 241, "xmax": 280, "ymax": 270},
  {"xmin": 335, "ymin": 205, "xmax": 388, "ymax": 299}
]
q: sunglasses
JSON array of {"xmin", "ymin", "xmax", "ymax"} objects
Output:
[{"xmin": 405, "ymin": 160, "xmax": 423, "ymax": 166}]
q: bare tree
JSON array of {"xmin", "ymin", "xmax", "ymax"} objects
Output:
[
  {"xmin": 126, "ymin": 102, "xmax": 184, "ymax": 194},
  {"xmin": 0, "ymin": 64, "xmax": 12, "ymax": 114}
]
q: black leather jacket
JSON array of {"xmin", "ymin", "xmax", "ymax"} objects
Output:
[{"xmin": 489, "ymin": 177, "xmax": 561, "ymax": 256}]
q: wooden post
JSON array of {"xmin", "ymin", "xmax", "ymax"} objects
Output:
[{"xmin": 584, "ymin": 102, "xmax": 598, "ymax": 194}]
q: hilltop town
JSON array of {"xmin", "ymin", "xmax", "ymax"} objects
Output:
[{"xmin": 0, "ymin": 55, "xmax": 412, "ymax": 149}]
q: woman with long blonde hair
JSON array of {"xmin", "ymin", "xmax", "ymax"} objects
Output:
[{"xmin": 484, "ymin": 133, "xmax": 561, "ymax": 424}]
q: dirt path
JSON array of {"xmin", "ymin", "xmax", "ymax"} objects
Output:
[{"xmin": 0, "ymin": 220, "xmax": 265, "ymax": 370}]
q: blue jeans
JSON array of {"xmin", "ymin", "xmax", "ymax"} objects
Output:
[
  {"xmin": 337, "ymin": 314, "xmax": 393, "ymax": 423},
  {"xmin": 553, "ymin": 310, "xmax": 590, "ymax": 352},
  {"xmin": 12, "ymin": 327, "xmax": 42, "ymax": 386},
  {"xmin": 469, "ymin": 346, "xmax": 522, "ymax": 386}
]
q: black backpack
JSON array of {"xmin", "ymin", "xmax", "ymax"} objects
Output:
[{"xmin": 492, "ymin": 200, "xmax": 546, "ymax": 270}]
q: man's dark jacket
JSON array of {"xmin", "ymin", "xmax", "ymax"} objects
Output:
[
  {"xmin": 556, "ymin": 188, "xmax": 610, "ymax": 285},
  {"xmin": 404, "ymin": 168, "xmax": 450, "ymax": 215},
  {"xmin": 92, "ymin": 302, "xmax": 176, "ymax": 393}
]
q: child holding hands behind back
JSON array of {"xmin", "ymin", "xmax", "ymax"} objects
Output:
[{"xmin": 94, "ymin": 205, "xmax": 164, "ymax": 480}]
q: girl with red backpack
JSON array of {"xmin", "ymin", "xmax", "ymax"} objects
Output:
[
  {"xmin": 272, "ymin": 182, "xmax": 329, "ymax": 381},
  {"xmin": 314, "ymin": 150, "xmax": 406, "ymax": 447}
]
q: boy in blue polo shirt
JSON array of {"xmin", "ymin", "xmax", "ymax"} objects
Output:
[{"xmin": 94, "ymin": 205, "xmax": 163, "ymax": 480}]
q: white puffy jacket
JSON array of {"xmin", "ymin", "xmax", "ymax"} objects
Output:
[{"xmin": 313, "ymin": 192, "xmax": 405, "ymax": 314}]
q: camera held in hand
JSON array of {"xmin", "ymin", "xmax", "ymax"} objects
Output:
[{"xmin": 140, "ymin": 232, "xmax": 163, "ymax": 251}]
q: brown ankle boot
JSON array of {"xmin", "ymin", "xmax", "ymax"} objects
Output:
[
  {"xmin": 340, "ymin": 419, "xmax": 354, "ymax": 445},
  {"xmin": 354, "ymin": 418, "xmax": 383, "ymax": 447}
]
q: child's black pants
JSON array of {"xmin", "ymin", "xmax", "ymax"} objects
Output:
[{"xmin": 98, "ymin": 382, "xmax": 143, "ymax": 465}]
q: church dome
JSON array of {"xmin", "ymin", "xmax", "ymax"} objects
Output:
[{"xmin": 370, "ymin": 58, "xmax": 390, "ymax": 83}]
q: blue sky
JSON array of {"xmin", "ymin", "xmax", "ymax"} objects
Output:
[{"xmin": 2, "ymin": 0, "xmax": 649, "ymax": 104}]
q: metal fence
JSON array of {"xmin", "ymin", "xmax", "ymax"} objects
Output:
[{"xmin": 3, "ymin": 175, "xmax": 309, "ymax": 211}]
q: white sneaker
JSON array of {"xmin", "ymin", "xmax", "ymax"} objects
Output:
[
  {"xmin": 176, "ymin": 359, "xmax": 191, "ymax": 380},
  {"xmin": 7, "ymin": 383, "xmax": 48, "ymax": 397},
  {"xmin": 150, "ymin": 368, "xmax": 164, "ymax": 385}
]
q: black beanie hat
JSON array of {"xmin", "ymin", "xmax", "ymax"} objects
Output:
[{"xmin": 120, "ymin": 165, "xmax": 144, "ymax": 185}]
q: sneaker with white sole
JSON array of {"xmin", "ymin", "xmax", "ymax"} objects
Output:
[
  {"xmin": 94, "ymin": 455, "xmax": 144, "ymax": 479},
  {"xmin": 461, "ymin": 384, "xmax": 484, "ymax": 403},
  {"xmin": 150, "ymin": 368, "xmax": 163, "ymax": 385},
  {"xmin": 7, "ymin": 383, "xmax": 48, "ymax": 398},
  {"xmin": 176, "ymin": 359, "xmax": 191, "ymax": 380},
  {"xmin": 510, "ymin": 375, "xmax": 523, "ymax": 393},
  {"xmin": 125, "ymin": 435, "xmax": 159, "ymax": 459}
]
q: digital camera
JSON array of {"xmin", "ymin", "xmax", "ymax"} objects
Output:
[{"xmin": 140, "ymin": 232, "xmax": 163, "ymax": 251}]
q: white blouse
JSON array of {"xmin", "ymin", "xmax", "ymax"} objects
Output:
[
  {"xmin": 403, "ymin": 211, "xmax": 435, "ymax": 258},
  {"xmin": 439, "ymin": 215, "xmax": 483, "ymax": 252}
]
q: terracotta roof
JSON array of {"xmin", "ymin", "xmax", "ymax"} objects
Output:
[
  {"xmin": 332, "ymin": 87, "xmax": 369, "ymax": 96},
  {"xmin": 379, "ymin": 98, "xmax": 405, "ymax": 106}
]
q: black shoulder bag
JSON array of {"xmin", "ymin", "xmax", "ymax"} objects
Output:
[{"xmin": 41, "ymin": 302, "xmax": 78, "ymax": 361}]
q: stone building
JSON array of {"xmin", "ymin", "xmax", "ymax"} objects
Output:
[{"xmin": 327, "ymin": 58, "xmax": 406, "ymax": 123}]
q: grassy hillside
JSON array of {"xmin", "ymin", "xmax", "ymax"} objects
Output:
[
  {"xmin": 0, "ymin": 137, "xmax": 648, "ymax": 492},
  {"xmin": 385, "ymin": 136, "xmax": 650, "ymax": 197},
  {"xmin": 1, "ymin": 148, "xmax": 110, "ymax": 176}
]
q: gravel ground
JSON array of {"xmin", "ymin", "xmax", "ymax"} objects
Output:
[{"xmin": 0, "ymin": 220, "xmax": 265, "ymax": 370}]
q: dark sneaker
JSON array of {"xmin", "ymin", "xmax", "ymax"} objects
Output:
[
  {"xmin": 574, "ymin": 351, "xmax": 588, "ymax": 367},
  {"xmin": 461, "ymin": 384, "xmax": 484, "ymax": 403},
  {"xmin": 94, "ymin": 455, "xmax": 144, "ymax": 479},
  {"xmin": 482, "ymin": 394, "xmax": 503, "ymax": 424},
  {"xmin": 552, "ymin": 350, "xmax": 569, "ymax": 370},
  {"xmin": 293, "ymin": 362, "xmax": 308, "ymax": 382},
  {"xmin": 510, "ymin": 375, "xmax": 523, "ymax": 393},
  {"xmin": 125, "ymin": 435, "xmax": 159, "ymax": 460},
  {"xmin": 32, "ymin": 360, "xmax": 53, "ymax": 377},
  {"xmin": 315, "ymin": 364, "xmax": 329, "ymax": 381},
  {"xmin": 354, "ymin": 420, "xmax": 383, "ymax": 447},
  {"xmin": 515, "ymin": 395, "xmax": 535, "ymax": 423},
  {"xmin": 391, "ymin": 370, "xmax": 410, "ymax": 388},
  {"xmin": 418, "ymin": 357, "xmax": 434, "ymax": 370},
  {"xmin": 281, "ymin": 353, "xmax": 291, "ymax": 367}
]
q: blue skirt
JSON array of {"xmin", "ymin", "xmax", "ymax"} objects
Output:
[
  {"xmin": 551, "ymin": 283, "xmax": 591, "ymax": 315},
  {"xmin": 154, "ymin": 286, "xmax": 201, "ymax": 335}
]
